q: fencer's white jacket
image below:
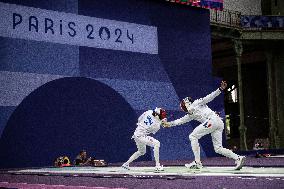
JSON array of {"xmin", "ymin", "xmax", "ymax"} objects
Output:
[
  {"xmin": 133, "ymin": 110, "xmax": 162, "ymax": 137},
  {"xmin": 168, "ymin": 88, "xmax": 222, "ymax": 126}
]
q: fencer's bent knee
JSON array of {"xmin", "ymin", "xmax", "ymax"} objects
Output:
[
  {"xmin": 154, "ymin": 140, "xmax": 160, "ymax": 148},
  {"xmin": 189, "ymin": 134, "xmax": 197, "ymax": 142},
  {"xmin": 214, "ymin": 146, "xmax": 223, "ymax": 154}
]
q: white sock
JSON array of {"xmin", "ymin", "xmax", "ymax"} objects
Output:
[
  {"xmin": 125, "ymin": 151, "xmax": 142, "ymax": 165},
  {"xmin": 153, "ymin": 146, "xmax": 160, "ymax": 166},
  {"xmin": 216, "ymin": 147, "xmax": 239, "ymax": 160},
  {"xmin": 191, "ymin": 139, "xmax": 201, "ymax": 163}
]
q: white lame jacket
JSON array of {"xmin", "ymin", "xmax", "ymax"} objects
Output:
[
  {"xmin": 133, "ymin": 110, "xmax": 162, "ymax": 137},
  {"xmin": 168, "ymin": 88, "xmax": 222, "ymax": 126}
]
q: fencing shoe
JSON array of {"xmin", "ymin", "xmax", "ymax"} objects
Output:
[
  {"xmin": 121, "ymin": 163, "xmax": 130, "ymax": 170},
  {"xmin": 235, "ymin": 156, "xmax": 246, "ymax": 170},
  {"xmin": 155, "ymin": 165, "xmax": 164, "ymax": 172},
  {"xmin": 185, "ymin": 161, "xmax": 203, "ymax": 169}
]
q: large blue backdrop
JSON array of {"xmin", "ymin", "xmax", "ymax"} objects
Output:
[{"xmin": 0, "ymin": 0, "xmax": 223, "ymax": 168}]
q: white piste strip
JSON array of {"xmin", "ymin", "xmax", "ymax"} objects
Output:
[{"xmin": 9, "ymin": 166, "xmax": 284, "ymax": 178}]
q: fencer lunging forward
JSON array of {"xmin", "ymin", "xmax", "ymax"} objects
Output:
[
  {"xmin": 163, "ymin": 81, "xmax": 245, "ymax": 170},
  {"xmin": 122, "ymin": 108, "xmax": 167, "ymax": 172}
]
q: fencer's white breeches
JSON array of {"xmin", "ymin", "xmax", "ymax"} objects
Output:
[
  {"xmin": 125, "ymin": 136, "xmax": 160, "ymax": 166},
  {"xmin": 189, "ymin": 116, "xmax": 239, "ymax": 162}
]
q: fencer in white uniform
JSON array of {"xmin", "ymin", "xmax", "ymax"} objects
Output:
[
  {"xmin": 122, "ymin": 108, "xmax": 167, "ymax": 171},
  {"xmin": 164, "ymin": 81, "xmax": 245, "ymax": 170}
]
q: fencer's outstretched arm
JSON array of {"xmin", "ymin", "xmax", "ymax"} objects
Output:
[
  {"xmin": 194, "ymin": 89, "xmax": 221, "ymax": 105},
  {"xmin": 165, "ymin": 114, "xmax": 193, "ymax": 127},
  {"xmin": 194, "ymin": 81, "xmax": 227, "ymax": 106}
]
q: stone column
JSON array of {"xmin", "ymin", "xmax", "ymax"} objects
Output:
[
  {"xmin": 233, "ymin": 39, "xmax": 248, "ymax": 150},
  {"xmin": 274, "ymin": 49, "xmax": 284, "ymax": 148},
  {"xmin": 266, "ymin": 51, "xmax": 278, "ymax": 149}
]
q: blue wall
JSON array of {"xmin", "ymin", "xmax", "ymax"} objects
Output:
[
  {"xmin": 0, "ymin": 77, "xmax": 139, "ymax": 168},
  {"xmin": 0, "ymin": 0, "xmax": 223, "ymax": 168}
]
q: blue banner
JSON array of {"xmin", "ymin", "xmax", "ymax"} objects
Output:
[
  {"xmin": 241, "ymin": 16, "xmax": 284, "ymax": 29},
  {"xmin": 0, "ymin": 2, "xmax": 158, "ymax": 54}
]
